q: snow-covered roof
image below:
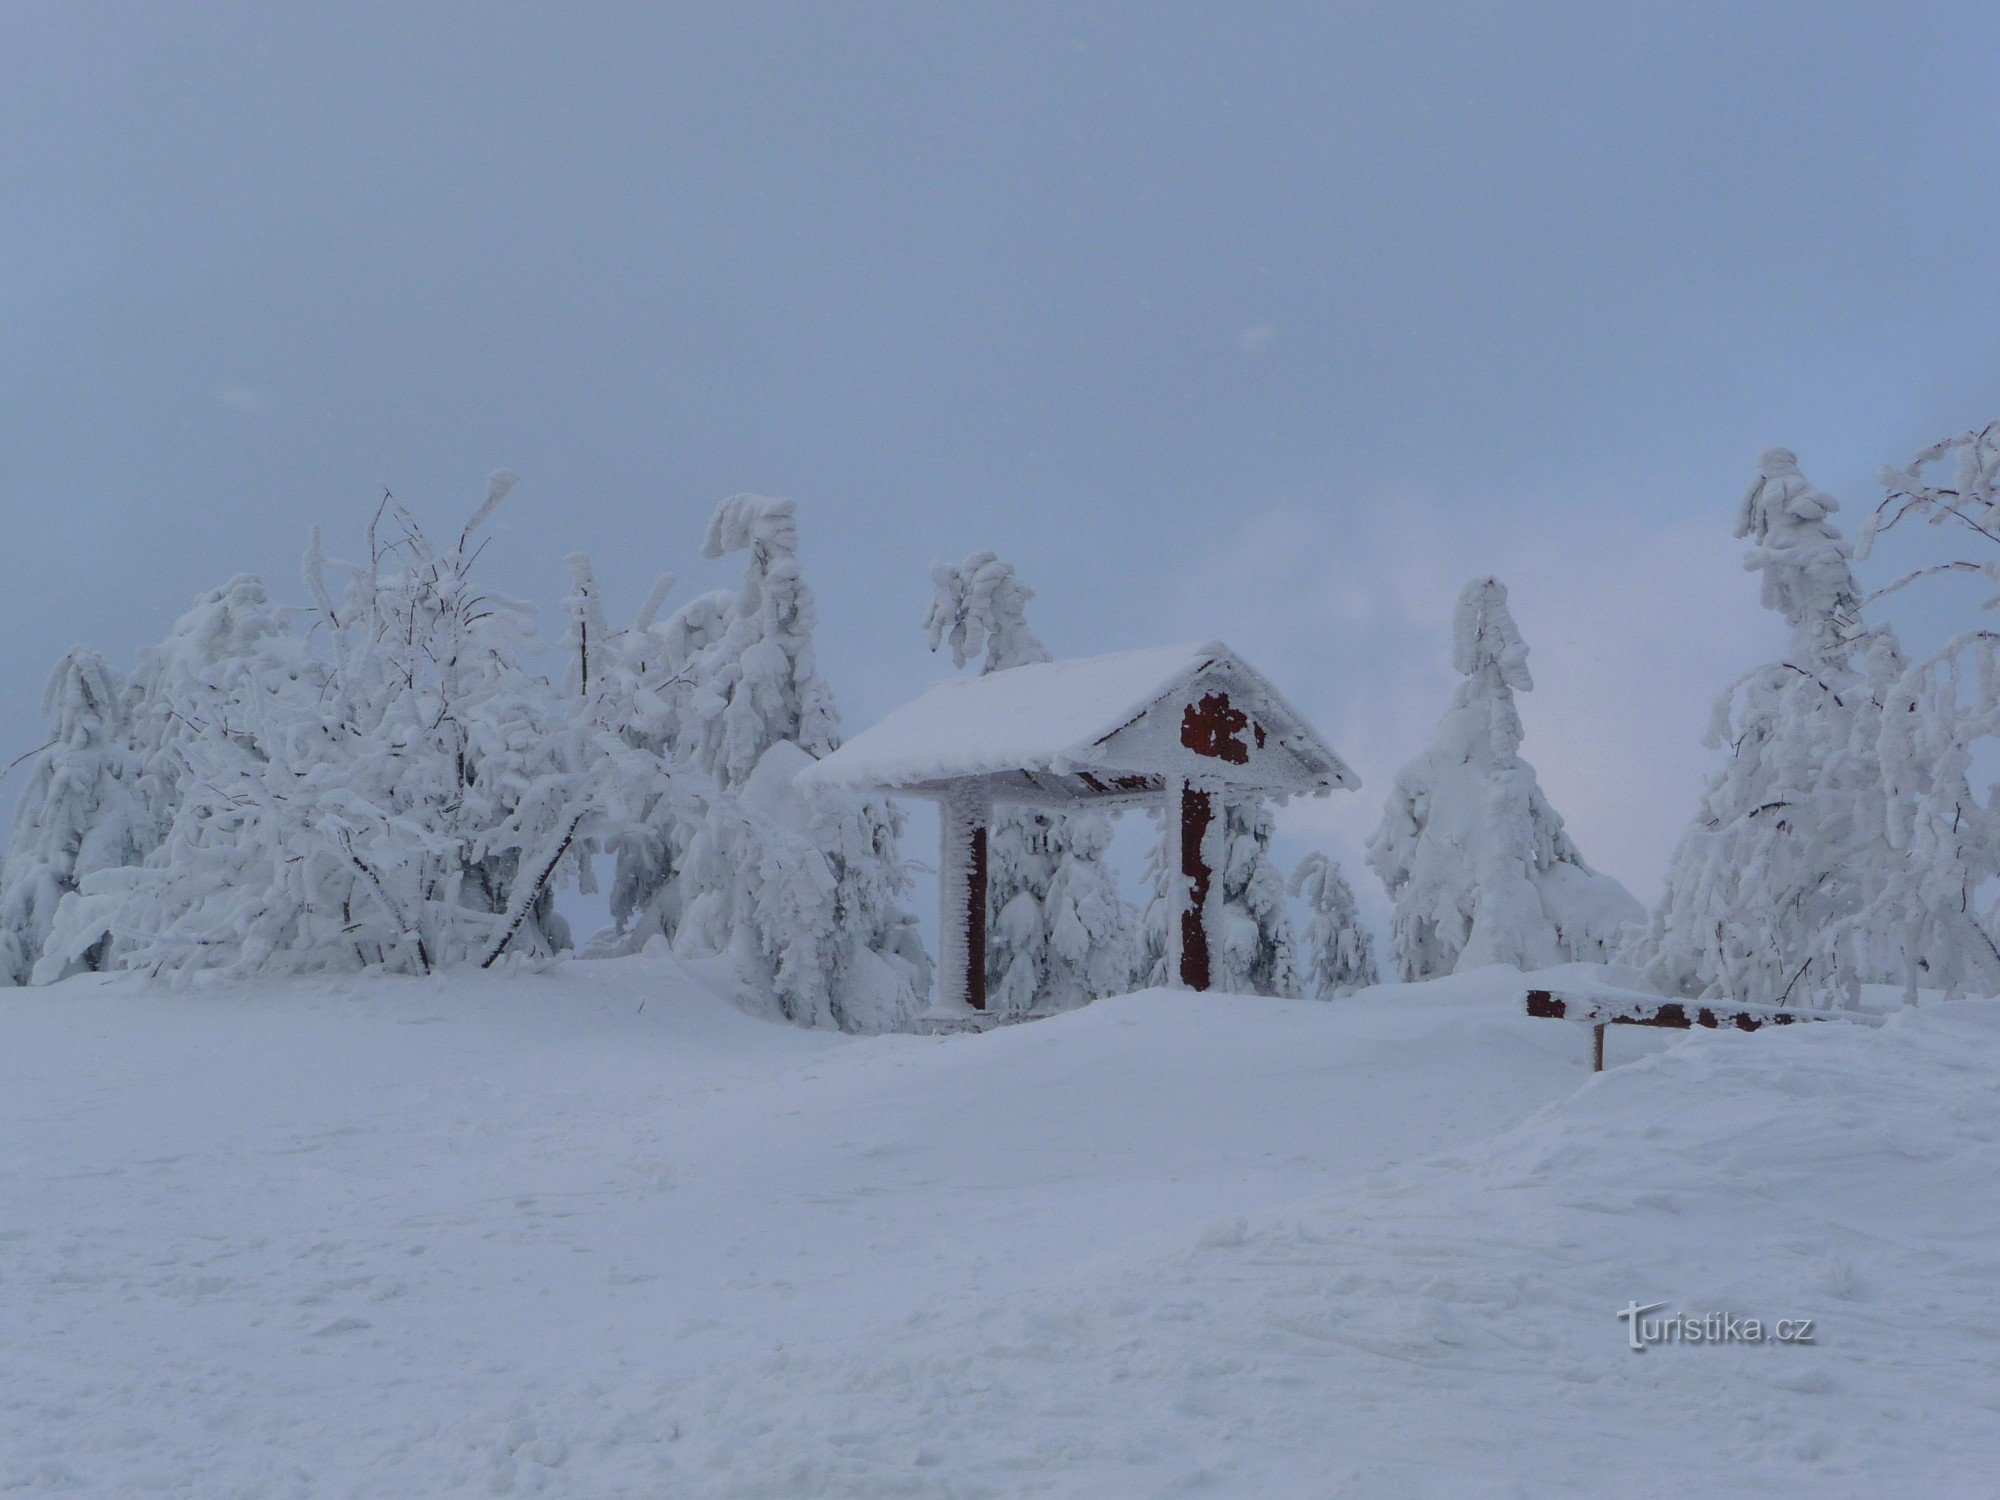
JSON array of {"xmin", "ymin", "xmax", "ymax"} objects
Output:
[{"xmin": 798, "ymin": 640, "xmax": 1357, "ymax": 802}]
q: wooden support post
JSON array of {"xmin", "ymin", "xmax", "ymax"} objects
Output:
[
  {"xmin": 1161, "ymin": 777, "xmax": 1185, "ymax": 988},
  {"xmin": 1592, "ymin": 1023, "xmax": 1606, "ymax": 1073},
  {"xmin": 937, "ymin": 785, "xmax": 991, "ymax": 1012},
  {"xmin": 1178, "ymin": 782, "xmax": 1215, "ymax": 992}
]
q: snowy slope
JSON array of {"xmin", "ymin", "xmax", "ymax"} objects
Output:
[{"xmin": 2, "ymin": 961, "xmax": 1994, "ymax": 1495}]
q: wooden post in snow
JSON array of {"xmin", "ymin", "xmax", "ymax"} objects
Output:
[
  {"xmin": 937, "ymin": 783, "xmax": 991, "ymax": 1011},
  {"xmin": 1178, "ymin": 782, "xmax": 1216, "ymax": 992},
  {"xmin": 1161, "ymin": 775, "xmax": 1186, "ymax": 989}
]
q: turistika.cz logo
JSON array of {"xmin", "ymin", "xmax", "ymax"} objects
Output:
[{"xmin": 1617, "ymin": 1301, "xmax": 1816, "ymax": 1352}]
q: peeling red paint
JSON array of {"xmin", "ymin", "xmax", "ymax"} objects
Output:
[
  {"xmin": 967, "ymin": 823, "xmax": 988, "ymax": 1011},
  {"xmin": 1179, "ymin": 785, "xmax": 1214, "ymax": 991},
  {"xmin": 1181, "ymin": 692, "xmax": 1253, "ymax": 765}
]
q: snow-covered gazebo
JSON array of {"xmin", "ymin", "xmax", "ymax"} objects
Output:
[{"xmin": 798, "ymin": 641, "xmax": 1357, "ymax": 1012}]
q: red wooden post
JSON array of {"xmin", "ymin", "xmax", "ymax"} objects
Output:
[
  {"xmin": 1179, "ymin": 783, "xmax": 1214, "ymax": 991},
  {"xmin": 966, "ymin": 820, "xmax": 988, "ymax": 1011},
  {"xmin": 1174, "ymin": 690, "xmax": 1254, "ymax": 995}
]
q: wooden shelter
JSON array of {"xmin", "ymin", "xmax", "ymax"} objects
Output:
[{"xmin": 798, "ymin": 641, "xmax": 1357, "ymax": 1012}]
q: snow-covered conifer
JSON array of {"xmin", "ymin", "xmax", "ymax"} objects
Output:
[
  {"xmin": 671, "ymin": 742, "xmax": 928, "ymax": 1032},
  {"xmin": 1289, "ymin": 852, "xmax": 1378, "ymax": 998},
  {"xmin": 593, "ymin": 581, "xmax": 730, "ymax": 951},
  {"xmin": 0, "ymin": 650, "xmax": 146, "ymax": 983},
  {"xmin": 665, "ymin": 496, "xmax": 927, "ymax": 1028},
  {"xmin": 691, "ymin": 496, "xmax": 840, "ymax": 787},
  {"xmin": 925, "ymin": 550, "xmax": 1136, "ymax": 1011},
  {"xmin": 1212, "ymin": 800, "xmax": 1302, "ymax": 996},
  {"xmin": 923, "ymin": 551, "xmax": 1051, "ymax": 674},
  {"xmin": 1040, "ymin": 813, "xmax": 1139, "ymax": 1004},
  {"xmin": 1368, "ymin": 576, "xmax": 1641, "ymax": 980}
]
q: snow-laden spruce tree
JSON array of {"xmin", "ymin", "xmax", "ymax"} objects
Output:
[
  {"xmin": 0, "ymin": 650, "xmax": 147, "ymax": 983},
  {"xmin": 690, "ymin": 495, "xmax": 841, "ymax": 787},
  {"xmin": 1837, "ymin": 420, "xmax": 2000, "ymax": 1001},
  {"xmin": 672, "ymin": 740, "xmax": 930, "ymax": 1032},
  {"xmin": 1212, "ymin": 800, "xmax": 1303, "ymax": 996},
  {"xmin": 1137, "ymin": 797, "xmax": 1301, "ymax": 996},
  {"xmin": 924, "ymin": 550, "xmax": 1136, "ymax": 1011},
  {"xmin": 1368, "ymin": 576, "xmax": 1642, "ymax": 980},
  {"xmin": 594, "ymin": 577, "xmax": 732, "ymax": 951},
  {"xmin": 44, "ymin": 476, "xmax": 596, "ymax": 979},
  {"xmin": 1289, "ymin": 851, "xmax": 1378, "ymax": 998},
  {"xmin": 667, "ymin": 495, "xmax": 928, "ymax": 1030},
  {"xmin": 1638, "ymin": 450, "xmax": 1917, "ymax": 1009}
]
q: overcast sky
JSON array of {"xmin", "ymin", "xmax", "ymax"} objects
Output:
[{"xmin": 5, "ymin": 2, "xmax": 1999, "ymax": 909}]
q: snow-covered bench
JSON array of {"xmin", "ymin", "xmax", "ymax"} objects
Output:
[{"xmin": 1525, "ymin": 986, "xmax": 1880, "ymax": 1071}]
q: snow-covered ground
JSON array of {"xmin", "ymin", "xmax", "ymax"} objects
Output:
[{"xmin": 4, "ymin": 961, "xmax": 1996, "ymax": 1496}]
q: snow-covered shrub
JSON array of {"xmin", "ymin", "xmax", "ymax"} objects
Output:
[
  {"xmin": 122, "ymin": 573, "xmax": 299, "ymax": 863},
  {"xmin": 44, "ymin": 476, "xmax": 596, "ymax": 979},
  {"xmin": 0, "ymin": 650, "xmax": 147, "ymax": 983},
  {"xmin": 1639, "ymin": 450, "xmax": 1921, "ymax": 1009},
  {"xmin": 1368, "ymin": 577, "xmax": 1642, "ymax": 980},
  {"xmin": 925, "ymin": 550, "xmax": 1136, "ymax": 1011},
  {"xmin": 1290, "ymin": 852, "xmax": 1378, "ymax": 998}
]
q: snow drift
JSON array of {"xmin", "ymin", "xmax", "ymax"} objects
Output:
[{"xmin": 4, "ymin": 961, "xmax": 1993, "ymax": 1496}]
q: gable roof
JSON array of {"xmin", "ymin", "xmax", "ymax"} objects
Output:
[{"xmin": 797, "ymin": 639, "xmax": 1357, "ymax": 800}]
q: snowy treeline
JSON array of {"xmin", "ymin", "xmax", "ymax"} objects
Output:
[
  {"xmin": 2, "ymin": 480, "xmax": 928, "ymax": 1032},
  {"xmin": 0, "ymin": 483, "xmax": 1384, "ymax": 1023},
  {"xmin": 1359, "ymin": 424, "xmax": 2000, "ymax": 1010},
  {"xmin": 28, "ymin": 421, "xmax": 1994, "ymax": 1023}
]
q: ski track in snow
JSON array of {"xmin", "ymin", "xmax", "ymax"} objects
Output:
[{"xmin": 2, "ymin": 959, "xmax": 1995, "ymax": 1496}]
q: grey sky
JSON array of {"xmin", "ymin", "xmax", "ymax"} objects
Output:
[{"xmin": 5, "ymin": 3, "xmax": 1999, "ymax": 907}]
